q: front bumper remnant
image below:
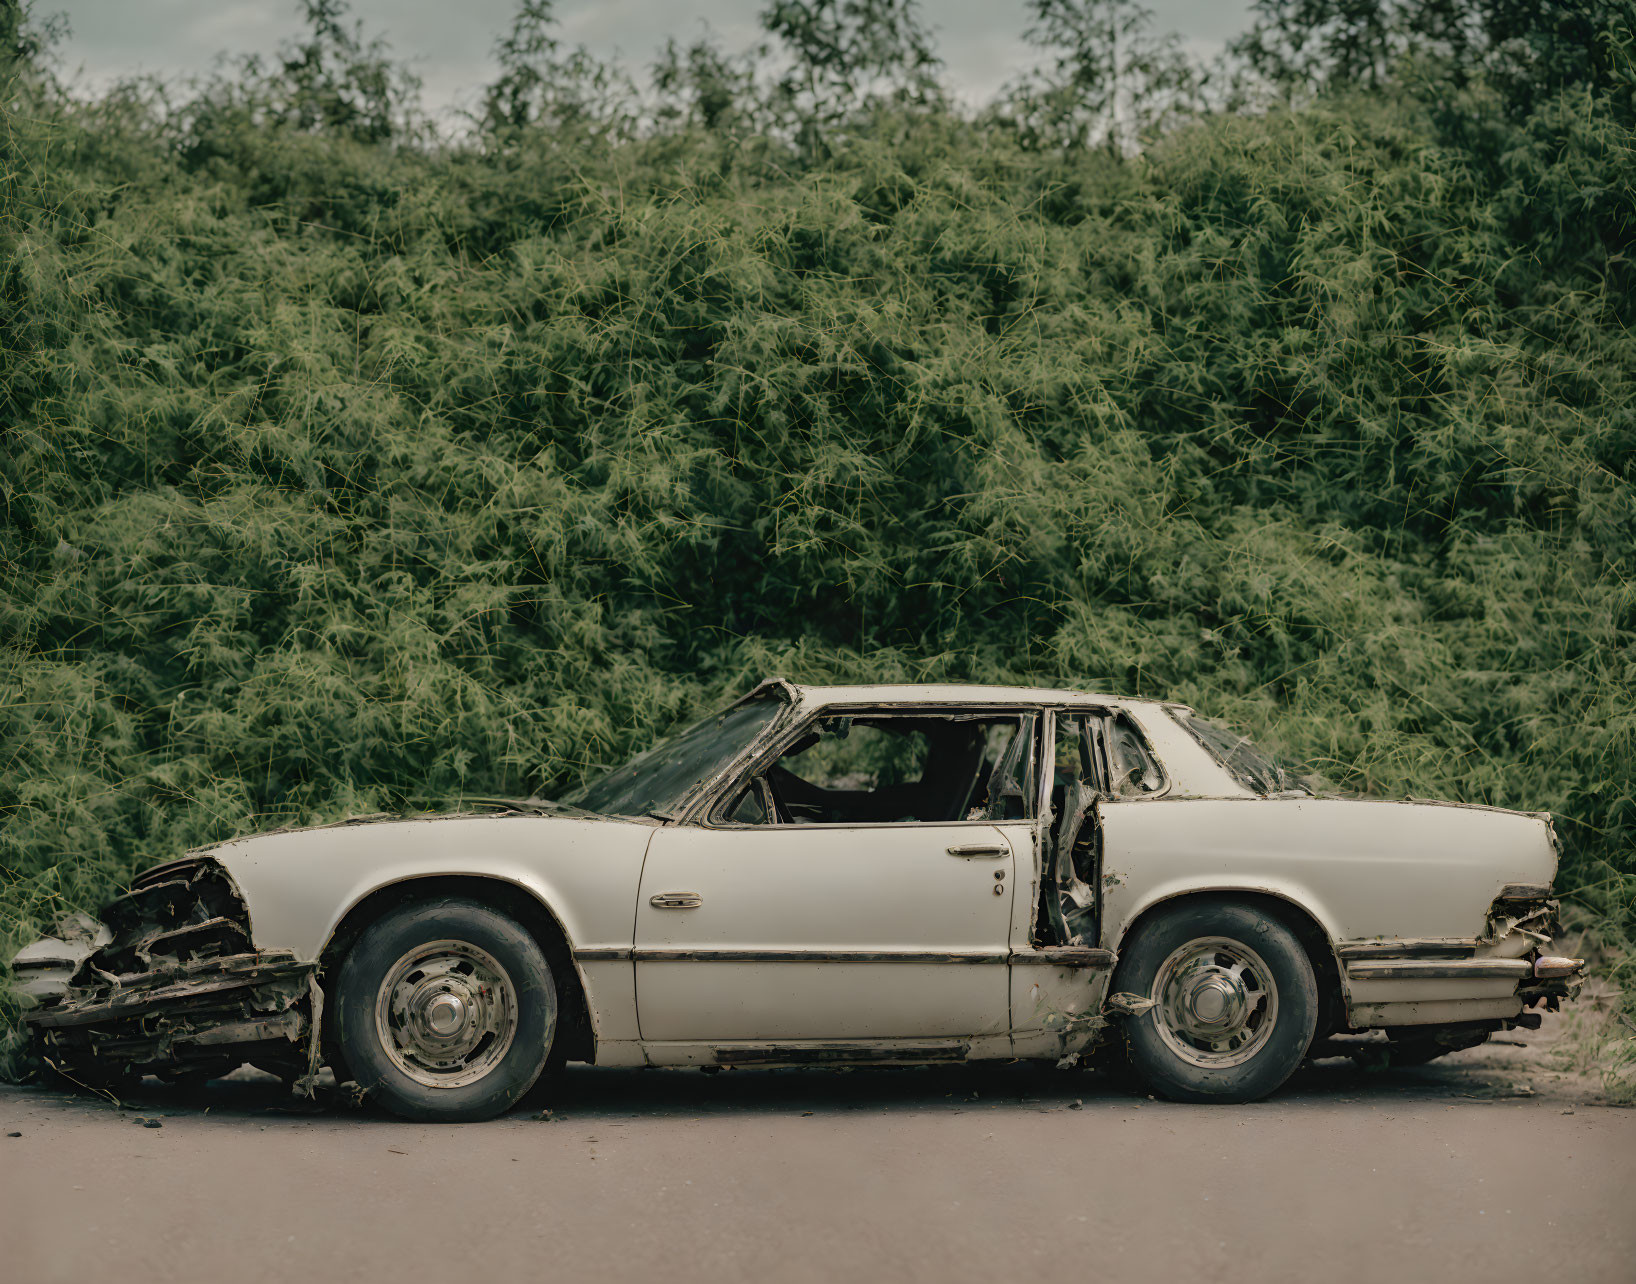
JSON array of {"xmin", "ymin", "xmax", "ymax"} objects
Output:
[{"xmin": 14, "ymin": 857, "xmax": 321, "ymax": 1090}]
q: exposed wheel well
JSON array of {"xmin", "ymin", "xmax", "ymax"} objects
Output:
[
  {"xmin": 317, "ymin": 875, "xmax": 596, "ymax": 1065},
  {"xmin": 1114, "ymin": 891, "xmax": 1346, "ymax": 1041}
]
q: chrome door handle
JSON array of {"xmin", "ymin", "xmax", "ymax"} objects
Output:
[
  {"xmin": 650, "ymin": 891, "xmax": 703, "ymax": 909},
  {"xmin": 946, "ymin": 844, "xmax": 1007, "ymax": 858}
]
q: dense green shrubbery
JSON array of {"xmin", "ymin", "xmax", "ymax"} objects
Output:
[{"xmin": 2, "ymin": 1, "xmax": 1632, "ymax": 1078}]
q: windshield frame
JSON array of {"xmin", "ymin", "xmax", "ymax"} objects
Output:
[{"xmin": 560, "ymin": 689, "xmax": 794, "ymax": 820}]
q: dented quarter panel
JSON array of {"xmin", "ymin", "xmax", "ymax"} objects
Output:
[
  {"xmin": 1098, "ymin": 796, "xmax": 1557, "ymax": 946},
  {"xmin": 1009, "ymin": 962, "xmax": 1114, "ymax": 1059},
  {"xmin": 1096, "ymin": 794, "xmax": 1560, "ymax": 1029}
]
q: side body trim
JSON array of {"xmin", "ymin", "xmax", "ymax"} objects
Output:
[
  {"xmin": 1335, "ymin": 940, "xmax": 1477, "ymax": 960},
  {"xmin": 574, "ymin": 947, "xmax": 1115, "ymax": 966},
  {"xmin": 712, "ymin": 1043, "xmax": 970, "ymax": 1065},
  {"xmin": 630, "ymin": 948, "xmax": 1009, "ymax": 964},
  {"xmin": 1345, "ymin": 958, "xmax": 1531, "ymax": 981}
]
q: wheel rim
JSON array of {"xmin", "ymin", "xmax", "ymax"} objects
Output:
[
  {"xmin": 374, "ymin": 939, "xmax": 519, "ymax": 1088},
  {"xmin": 1150, "ymin": 935, "xmax": 1279, "ymax": 1069}
]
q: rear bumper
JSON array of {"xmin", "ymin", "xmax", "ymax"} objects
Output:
[
  {"xmin": 1343, "ymin": 954, "xmax": 1584, "ymax": 983},
  {"xmin": 1341, "ymin": 949, "xmax": 1584, "ymax": 1029},
  {"xmin": 1337, "ymin": 887, "xmax": 1584, "ymax": 1030}
]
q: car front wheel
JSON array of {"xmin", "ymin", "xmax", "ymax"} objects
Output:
[
  {"xmin": 1113, "ymin": 900, "xmax": 1317, "ymax": 1103},
  {"xmin": 335, "ymin": 899, "xmax": 558, "ymax": 1122}
]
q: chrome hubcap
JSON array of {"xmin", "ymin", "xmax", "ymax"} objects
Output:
[
  {"xmin": 425, "ymin": 993, "xmax": 466, "ymax": 1035},
  {"xmin": 1151, "ymin": 936, "xmax": 1278, "ymax": 1068},
  {"xmin": 374, "ymin": 940, "xmax": 519, "ymax": 1088}
]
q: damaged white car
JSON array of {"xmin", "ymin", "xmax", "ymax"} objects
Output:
[{"xmin": 13, "ymin": 679, "xmax": 1584, "ymax": 1121}]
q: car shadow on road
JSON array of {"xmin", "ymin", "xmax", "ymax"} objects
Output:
[
  {"xmin": 14, "ymin": 1045, "xmax": 1550, "ymax": 1125},
  {"xmin": 528, "ymin": 1053, "xmax": 1543, "ymax": 1118}
]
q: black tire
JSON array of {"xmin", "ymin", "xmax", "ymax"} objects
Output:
[
  {"xmin": 334, "ymin": 898, "xmax": 558, "ymax": 1122},
  {"xmin": 1114, "ymin": 900, "xmax": 1318, "ymax": 1103}
]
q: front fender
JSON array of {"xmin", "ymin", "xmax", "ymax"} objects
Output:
[{"xmin": 209, "ymin": 813, "xmax": 652, "ymax": 963}]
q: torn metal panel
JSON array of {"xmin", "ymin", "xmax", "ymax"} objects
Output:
[
  {"xmin": 1009, "ymin": 959, "xmax": 1113, "ymax": 1060},
  {"xmin": 30, "ymin": 952, "xmax": 312, "ymax": 1027},
  {"xmin": 1011, "ymin": 947, "xmax": 1114, "ymax": 967},
  {"xmin": 1039, "ymin": 776, "xmax": 1099, "ymax": 947},
  {"xmin": 13, "ymin": 857, "xmax": 321, "ymax": 1089},
  {"xmin": 1513, "ymin": 965, "xmax": 1582, "ymax": 1014},
  {"xmin": 1495, "ymin": 882, "xmax": 1552, "ymax": 901},
  {"xmin": 1485, "ymin": 906, "xmax": 1555, "ymax": 947},
  {"xmin": 1034, "ymin": 711, "xmax": 1113, "ymax": 951}
]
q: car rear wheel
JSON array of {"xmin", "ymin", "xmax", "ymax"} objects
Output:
[
  {"xmin": 1114, "ymin": 900, "xmax": 1317, "ymax": 1103},
  {"xmin": 335, "ymin": 899, "xmax": 558, "ymax": 1122}
]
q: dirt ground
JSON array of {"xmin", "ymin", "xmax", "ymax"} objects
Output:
[{"xmin": 2, "ymin": 1021, "xmax": 1631, "ymax": 1284}]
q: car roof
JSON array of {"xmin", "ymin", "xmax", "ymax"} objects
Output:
[{"xmin": 758, "ymin": 679, "xmax": 1178, "ymax": 713}]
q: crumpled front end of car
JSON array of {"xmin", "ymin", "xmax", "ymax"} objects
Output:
[{"xmin": 11, "ymin": 857, "xmax": 322, "ymax": 1090}]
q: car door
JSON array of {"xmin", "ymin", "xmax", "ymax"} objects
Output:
[{"xmin": 633, "ymin": 710, "xmax": 1038, "ymax": 1045}]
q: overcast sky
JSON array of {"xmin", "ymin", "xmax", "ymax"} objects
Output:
[{"xmin": 41, "ymin": 1, "xmax": 1254, "ymax": 115}]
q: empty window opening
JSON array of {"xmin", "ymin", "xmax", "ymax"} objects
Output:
[{"xmin": 724, "ymin": 713, "xmax": 1034, "ymax": 825}]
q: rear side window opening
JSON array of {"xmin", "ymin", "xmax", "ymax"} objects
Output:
[
  {"xmin": 1051, "ymin": 710, "xmax": 1166, "ymax": 805},
  {"xmin": 1173, "ymin": 711, "xmax": 1312, "ymax": 797}
]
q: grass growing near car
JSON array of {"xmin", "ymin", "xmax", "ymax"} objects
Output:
[{"xmin": 2, "ymin": 2, "xmax": 1633, "ymax": 1079}]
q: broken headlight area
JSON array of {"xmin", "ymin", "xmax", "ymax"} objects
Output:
[
  {"xmin": 1486, "ymin": 883, "xmax": 1560, "ymax": 947},
  {"xmin": 1485, "ymin": 885, "xmax": 1584, "ymax": 1018},
  {"xmin": 11, "ymin": 857, "xmax": 321, "ymax": 1091}
]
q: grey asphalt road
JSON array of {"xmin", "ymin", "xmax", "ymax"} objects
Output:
[{"xmin": 2, "ymin": 1039, "xmax": 1631, "ymax": 1284}]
